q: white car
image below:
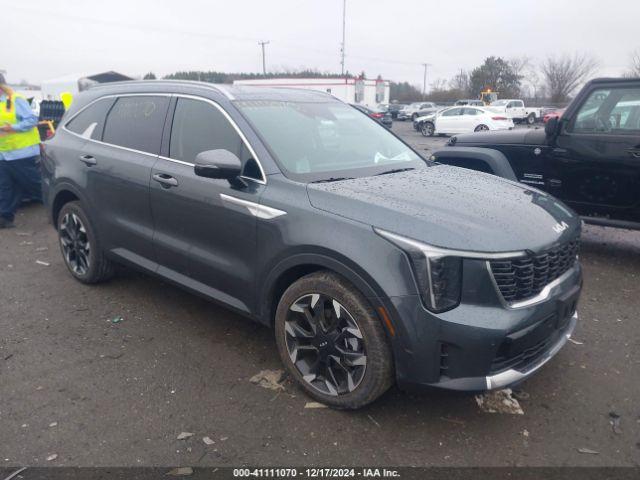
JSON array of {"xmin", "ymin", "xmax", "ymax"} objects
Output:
[{"xmin": 418, "ymin": 106, "xmax": 514, "ymax": 136}]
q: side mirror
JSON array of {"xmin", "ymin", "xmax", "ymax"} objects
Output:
[
  {"xmin": 545, "ymin": 117, "xmax": 559, "ymax": 139},
  {"xmin": 194, "ymin": 149, "xmax": 242, "ymax": 180}
]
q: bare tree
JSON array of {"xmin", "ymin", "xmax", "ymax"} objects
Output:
[
  {"xmin": 429, "ymin": 78, "xmax": 448, "ymax": 92},
  {"xmin": 509, "ymin": 56, "xmax": 532, "ymax": 76},
  {"xmin": 629, "ymin": 49, "xmax": 640, "ymax": 77},
  {"xmin": 510, "ymin": 56, "xmax": 538, "ymax": 99},
  {"xmin": 449, "ymin": 70, "xmax": 470, "ymax": 96},
  {"xmin": 541, "ymin": 53, "xmax": 600, "ymax": 103}
]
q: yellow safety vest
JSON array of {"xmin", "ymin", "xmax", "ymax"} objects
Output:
[{"xmin": 0, "ymin": 94, "xmax": 41, "ymax": 153}]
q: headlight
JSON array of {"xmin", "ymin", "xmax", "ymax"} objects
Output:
[
  {"xmin": 375, "ymin": 229, "xmax": 527, "ymax": 313},
  {"xmin": 375, "ymin": 229, "xmax": 462, "ymax": 312}
]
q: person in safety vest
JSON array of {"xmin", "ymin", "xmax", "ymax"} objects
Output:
[{"xmin": 0, "ymin": 73, "xmax": 42, "ymax": 229}]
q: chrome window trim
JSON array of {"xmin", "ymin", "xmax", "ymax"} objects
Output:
[
  {"xmin": 170, "ymin": 94, "xmax": 266, "ymax": 184},
  {"xmin": 61, "ymin": 92, "xmax": 267, "ymax": 185},
  {"xmin": 486, "ymin": 261, "xmax": 578, "ymax": 309}
]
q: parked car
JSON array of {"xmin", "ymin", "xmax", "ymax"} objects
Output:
[
  {"xmin": 454, "ymin": 99, "xmax": 484, "ymax": 107},
  {"xmin": 42, "ymin": 81, "xmax": 582, "ymax": 408},
  {"xmin": 378, "ymin": 103, "xmax": 406, "ymax": 120},
  {"xmin": 413, "ymin": 108, "xmax": 445, "ymax": 131},
  {"xmin": 487, "ymin": 99, "xmax": 542, "ymax": 125},
  {"xmin": 351, "ymin": 103, "xmax": 393, "ymax": 128},
  {"xmin": 543, "ymin": 108, "xmax": 566, "ymax": 123},
  {"xmin": 398, "ymin": 102, "xmax": 437, "ymax": 121},
  {"xmin": 418, "ymin": 106, "xmax": 514, "ymax": 136},
  {"xmin": 385, "ymin": 103, "xmax": 406, "ymax": 119},
  {"xmin": 435, "ymin": 78, "xmax": 640, "ymax": 230}
]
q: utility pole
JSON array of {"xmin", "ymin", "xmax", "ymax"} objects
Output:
[
  {"xmin": 422, "ymin": 63, "xmax": 431, "ymax": 99},
  {"xmin": 340, "ymin": 0, "xmax": 346, "ymax": 75},
  {"xmin": 258, "ymin": 41, "xmax": 270, "ymax": 75}
]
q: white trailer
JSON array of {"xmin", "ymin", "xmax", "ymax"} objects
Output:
[
  {"xmin": 41, "ymin": 71, "xmax": 133, "ymax": 100},
  {"xmin": 233, "ymin": 77, "xmax": 390, "ymax": 107}
]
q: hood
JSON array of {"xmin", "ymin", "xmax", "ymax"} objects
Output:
[
  {"xmin": 307, "ymin": 166, "xmax": 580, "ymax": 253},
  {"xmin": 450, "ymin": 128, "xmax": 547, "ymax": 146},
  {"xmin": 416, "ymin": 113, "xmax": 436, "ymax": 121}
]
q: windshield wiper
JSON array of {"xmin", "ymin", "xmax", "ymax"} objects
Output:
[
  {"xmin": 310, "ymin": 177, "xmax": 355, "ymax": 183},
  {"xmin": 375, "ymin": 167, "xmax": 415, "ymax": 176}
]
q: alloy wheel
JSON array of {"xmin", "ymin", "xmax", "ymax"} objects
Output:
[
  {"xmin": 475, "ymin": 124, "xmax": 489, "ymax": 132},
  {"xmin": 284, "ymin": 293, "xmax": 367, "ymax": 396},
  {"xmin": 59, "ymin": 213, "xmax": 91, "ymax": 276},
  {"xmin": 422, "ymin": 123, "xmax": 434, "ymax": 136}
]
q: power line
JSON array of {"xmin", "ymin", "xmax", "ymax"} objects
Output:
[
  {"xmin": 6, "ymin": 4, "xmax": 431, "ymax": 79},
  {"xmin": 340, "ymin": 0, "xmax": 347, "ymax": 75},
  {"xmin": 422, "ymin": 63, "xmax": 432, "ymax": 97}
]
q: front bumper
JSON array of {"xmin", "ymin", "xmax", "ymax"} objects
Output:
[
  {"xmin": 386, "ymin": 260, "xmax": 582, "ymax": 392},
  {"xmin": 432, "ymin": 311, "xmax": 577, "ymax": 391}
]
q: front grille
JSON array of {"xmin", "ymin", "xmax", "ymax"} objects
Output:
[
  {"xmin": 490, "ymin": 330, "xmax": 554, "ymax": 374},
  {"xmin": 489, "ymin": 236, "xmax": 580, "ymax": 304}
]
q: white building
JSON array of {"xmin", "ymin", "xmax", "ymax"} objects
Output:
[{"xmin": 233, "ymin": 77, "xmax": 390, "ymax": 107}]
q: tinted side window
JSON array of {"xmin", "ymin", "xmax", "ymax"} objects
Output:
[
  {"xmin": 463, "ymin": 108, "xmax": 480, "ymax": 116},
  {"xmin": 169, "ymin": 98, "xmax": 259, "ymax": 179},
  {"xmin": 102, "ymin": 96, "xmax": 169, "ymax": 153},
  {"xmin": 442, "ymin": 108, "xmax": 462, "ymax": 117},
  {"xmin": 65, "ymin": 98, "xmax": 114, "ymax": 140}
]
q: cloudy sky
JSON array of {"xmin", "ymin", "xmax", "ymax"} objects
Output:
[{"xmin": 4, "ymin": 0, "xmax": 639, "ymax": 88}]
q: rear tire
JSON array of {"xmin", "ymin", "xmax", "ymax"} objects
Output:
[
  {"xmin": 526, "ymin": 113, "xmax": 536, "ymax": 125},
  {"xmin": 274, "ymin": 271, "xmax": 394, "ymax": 409},
  {"xmin": 474, "ymin": 124, "xmax": 489, "ymax": 132},
  {"xmin": 57, "ymin": 201, "xmax": 115, "ymax": 284}
]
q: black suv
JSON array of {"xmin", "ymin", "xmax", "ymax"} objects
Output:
[
  {"xmin": 42, "ymin": 81, "xmax": 582, "ymax": 408},
  {"xmin": 436, "ymin": 78, "xmax": 640, "ymax": 230}
]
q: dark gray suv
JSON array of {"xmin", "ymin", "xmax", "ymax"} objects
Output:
[{"xmin": 42, "ymin": 81, "xmax": 583, "ymax": 408}]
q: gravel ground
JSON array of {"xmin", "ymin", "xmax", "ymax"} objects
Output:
[{"xmin": 1, "ymin": 122, "xmax": 639, "ymax": 467}]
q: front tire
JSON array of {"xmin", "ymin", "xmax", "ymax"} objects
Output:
[
  {"xmin": 274, "ymin": 271, "xmax": 394, "ymax": 409},
  {"xmin": 57, "ymin": 201, "xmax": 114, "ymax": 284},
  {"xmin": 421, "ymin": 122, "xmax": 435, "ymax": 137}
]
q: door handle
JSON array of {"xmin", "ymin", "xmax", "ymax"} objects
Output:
[
  {"xmin": 78, "ymin": 154, "xmax": 97, "ymax": 166},
  {"xmin": 625, "ymin": 148, "xmax": 640, "ymax": 158},
  {"xmin": 152, "ymin": 173, "xmax": 179, "ymax": 188}
]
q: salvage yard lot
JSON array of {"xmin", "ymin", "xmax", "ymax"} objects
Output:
[{"xmin": 1, "ymin": 123, "xmax": 639, "ymax": 467}]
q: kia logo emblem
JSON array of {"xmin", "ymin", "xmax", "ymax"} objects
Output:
[{"xmin": 553, "ymin": 221, "xmax": 569, "ymax": 234}]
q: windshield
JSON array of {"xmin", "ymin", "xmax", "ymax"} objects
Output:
[
  {"xmin": 236, "ymin": 100, "xmax": 424, "ymax": 181},
  {"xmin": 490, "ymin": 100, "xmax": 508, "ymax": 106}
]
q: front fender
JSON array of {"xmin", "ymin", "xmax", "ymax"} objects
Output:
[
  {"xmin": 432, "ymin": 146, "xmax": 518, "ymax": 181},
  {"xmin": 258, "ymin": 249, "xmax": 386, "ymax": 325}
]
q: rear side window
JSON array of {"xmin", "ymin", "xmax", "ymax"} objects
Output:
[
  {"xmin": 65, "ymin": 98, "xmax": 114, "ymax": 140},
  {"xmin": 169, "ymin": 98, "xmax": 260, "ymax": 179},
  {"xmin": 441, "ymin": 108, "xmax": 462, "ymax": 117},
  {"xmin": 102, "ymin": 96, "xmax": 169, "ymax": 153}
]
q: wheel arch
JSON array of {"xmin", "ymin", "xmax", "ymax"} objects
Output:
[
  {"xmin": 430, "ymin": 146, "xmax": 518, "ymax": 181},
  {"xmin": 50, "ymin": 183, "xmax": 90, "ymax": 228},
  {"xmin": 258, "ymin": 252, "xmax": 386, "ymax": 328}
]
